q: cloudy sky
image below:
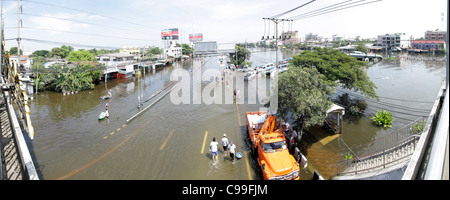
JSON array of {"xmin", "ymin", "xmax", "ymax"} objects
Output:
[{"xmin": 1, "ymin": 0, "xmax": 448, "ymax": 52}]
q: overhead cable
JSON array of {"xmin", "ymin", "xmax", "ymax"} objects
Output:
[
  {"xmin": 20, "ymin": 37, "xmax": 118, "ymax": 49},
  {"xmin": 290, "ymin": 0, "xmax": 382, "ymax": 21},
  {"xmin": 20, "ymin": 0, "xmax": 152, "ymax": 29},
  {"xmin": 270, "ymin": 0, "xmax": 316, "ymax": 19}
]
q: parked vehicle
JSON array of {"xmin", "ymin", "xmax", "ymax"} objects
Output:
[{"xmin": 246, "ymin": 111, "xmax": 300, "ymax": 180}]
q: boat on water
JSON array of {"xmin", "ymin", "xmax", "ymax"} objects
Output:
[
  {"xmin": 100, "ymin": 96, "xmax": 111, "ymax": 100},
  {"xmin": 98, "ymin": 112, "xmax": 106, "ymax": 120}
]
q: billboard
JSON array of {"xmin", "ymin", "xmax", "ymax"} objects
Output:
[
  {"xmin": 161, "ymin": 28, "xmax": 179, "ymax": 40},
  {"xmin": 189, "ymin": 33, "xmax": 203, "ymax": 42}
]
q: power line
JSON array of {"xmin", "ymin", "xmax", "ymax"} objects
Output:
[
  {"xmin": 20, "ymin": 0, "xmax": 152, "ymax": 29},
  {"xmin": 290, "ymin": 0, "xmax": 383, "ymax": 21},
  {"xmin": 19, "ymin": 26, "xmax": 153, "ymax": 42},
  {"xmin": 270, "ymin": 0, "xmax": 316, "ymax": 19},
  {"xmin": 20, "ymin": 13, "xmax": 151, "ymax": 35},
  {"xmin": 334, "ymin": 90, "xmax": 432, "ymax": 113},
  {"xmin": 288, "ymin": 0, "xmax": 356, "ymax": 20},
  {"xmin": 20, "ymin": 37, "xmax": 118, "ymax": 49}
]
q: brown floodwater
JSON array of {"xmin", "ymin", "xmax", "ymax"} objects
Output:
[{"xmin": 26, "ymin": 49, "xmax": 446, "ymax": 180}]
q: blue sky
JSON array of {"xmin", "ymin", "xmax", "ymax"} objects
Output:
[{"xmin": 1, "ymin": 0, "xmax": 448, "ymax": 52}]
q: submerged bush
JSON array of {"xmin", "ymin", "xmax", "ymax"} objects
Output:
[
  {"xmin": 410, "ymin": 119, "xmax": 426, "ymax": 134},
  {"xmin": 372, "ymin": 110, "xmax": 393, "ymax": 128}
]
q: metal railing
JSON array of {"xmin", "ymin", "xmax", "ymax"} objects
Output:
[
  {"xmin": 331, "ymin": 117, "xmax": 426, "ymax": 177},
  {"xmin": 333, "ymin": 135, "xmax": 420, "ymax": 176}
]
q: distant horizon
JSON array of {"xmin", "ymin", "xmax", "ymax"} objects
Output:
[{"xmin": 2, "ymin": 0, "xmax": 447, "ymax": 52}]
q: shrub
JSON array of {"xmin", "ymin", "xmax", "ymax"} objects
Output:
[
  {"xmin": 410, "ymin": 119, "xmax": 426, "ymax": 134},
  {"xmin": 372, "ymin": 110, "xmax": 393, "ymax": 128}
]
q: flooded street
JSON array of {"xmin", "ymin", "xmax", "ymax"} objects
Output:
[{"xmin": 27, "ymin": 49, "xmax": 447, "ymax": 180}]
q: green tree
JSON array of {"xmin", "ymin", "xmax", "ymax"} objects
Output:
[
  {"xmin": 269, "ymin": 67, "xmax": 335, "ymax": 133},
  {"xmin": 67, "ymin": 50, "xmax": 96, "ymax": 62},
  {"xmin": 9, "ymin": 47, "xmax": 23, "ymax": 55},
  {"xmin": 355, "ymin": 42, "xmax": 368, "ymax": 53},
  {"xmin": 51, "ymin": 47, "xmax": 70, "ymax": 58},
  {"xmin": 290, "ymin": 48, "xmax": 378, "ymax": 99},
  {"xmin": 181, "ymin": 43, "xmax": 194, "ymax": 56},
  {"xmin": 230, "ymin": 45, "xmax": 251, "ymax": 67},
  {"xmin": 32, "ymin": 50, "xmax": 50, "ymax": 58}
]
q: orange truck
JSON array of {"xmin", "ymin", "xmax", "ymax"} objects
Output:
[{"xmin": 246, "ymin": 111, "xmax": 300, "ymax": 180}]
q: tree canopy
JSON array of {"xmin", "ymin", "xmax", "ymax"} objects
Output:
[
  {"xmin": 290, "ymin": 48, "xmax": 378, "ymax": 99},
  {"xmin": 273, "ymin": 67, "xmax": 335, "ymax": 132},
  {"xmin": 67, "ymin": 50, "xmax": 96, "ymax": 62},
  {"xmin": 229, "ymin": 44, "xmax": 251, "ymax": 67}
]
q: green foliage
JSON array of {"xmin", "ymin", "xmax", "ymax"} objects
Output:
[
  {"xmin": 34, "ymin": 63, "xmax": 102, "ymax": 93},
  {"xmin": 51, "ymin": 45, "xmax": 74, "ymax": 58},
  {"xmin": 67, "ymin": 50, "xmax": 96, "ymax": 62},
  {"xmin": 372, "ymin": 110, "xmax": 393, "ymax": 128},
  {"xmin": 32, "ymin": 50, "xmax": 50, "ymax": 58},
  {"xmin": 410, "ymin": 119, "xmax": 426, "ymax": 134},
  {"xmin": 270, "ymin": 67, "xmax": 335, "ymax": 131},
  {"xmin": 8, "ymin": 47, "xmax": 23, "ymax": 55},
  {"xmin": 181, "ymin": 44, "xmax": 194, "ymax": 56},
  {"xmin": 354, "ymin": 42, "xmax": 368, "ymax": 53},
  {"xmin": 147, "ymin": 47, "xmax": 162, "ymax": 56},
  {"xmin": 230, "ymin": 45, "xmax": 251, "ymax": 66},
  {"xmin": 290, "ymin": 48, "xmax": 378, "ymax": 99}
]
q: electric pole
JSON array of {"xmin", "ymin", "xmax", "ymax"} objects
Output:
[
  {"xmin": 17, "ymin": 0, "xmax": 21, "ymax": 60},
  {"xmin": 262, "ymin": 18, "xmax": 293, "ymax": 74}
]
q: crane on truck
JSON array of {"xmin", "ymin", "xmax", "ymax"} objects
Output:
[{"xmin": 246, "ymin": 111, "xmax": 300, "ymax": 180}]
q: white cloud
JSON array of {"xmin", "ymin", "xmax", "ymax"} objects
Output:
[{"xmin": 28, "ymin": 13, "xmax": 92, "ymax": 35}]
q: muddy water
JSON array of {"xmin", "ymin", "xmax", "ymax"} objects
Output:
[{"xmin": 27, "ymin": 49, "xmax": 446, "ymax": 180}]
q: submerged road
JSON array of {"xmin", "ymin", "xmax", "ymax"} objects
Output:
[{"xmin": 31, "ymin": 56, "xmax": 270, "ymax": 180}]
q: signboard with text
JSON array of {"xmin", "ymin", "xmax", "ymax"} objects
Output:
[
  {"xmin": 189, "ymin": 33, "xmax": 203, "ymax": 42},
  {"xmin": 161, "ymin": 28, "xmax": 179, "ymax": 40}
]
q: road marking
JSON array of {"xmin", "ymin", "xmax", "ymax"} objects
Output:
[
  {"xmin": 122, "ymin": 124, "xmax": 126, "ymax": 128},
  {"xmin": 201, "ymin": 131, "xmax": 208, "ymax": 154},
  {"xmin": 116, "ymin": 128, "xmax": 121, "ymax": 131},
  {"xmin": 244, "ymin": 151, "xmax": 252, "ymax": 180},
  {"xmin": 110, "ymin": 132, "xmax": 115, "ymax": 136},
  {"xmin": 235, "ymin": 103, "xmax": 241, "ymax": 126},
  {"xmin": 159, "ymin": 129, "xmax": 175, "ymax": 151},
  {"xmin": 57, "ymin": 116, "xmax": 155, "ymax": 180}
]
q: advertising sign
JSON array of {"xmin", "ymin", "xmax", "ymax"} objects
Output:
[
  {"xmin": 189, "ymin": 33, "xmax": 203, "ymax": 42},
  {"xmin": 161, "ymin": 28, "xmax": 179, "ymax": 40}
]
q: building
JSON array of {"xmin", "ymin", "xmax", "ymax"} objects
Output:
[
  {"xmin": 9, "ymin": 55, "xmax": 32, "ymax": 71},
  {"xmin": 119, "ymin": 46, "xmax": 140, "ymax": 55},
  {"xmin": 163, "ymin": 41, "xmax": 182, "ymax": 58},
  {"xmin": 332, "ymin": 35, "xmax": 343, "ymax": 42},
  {"xmin": 425, "ymin": 30, "xmax": 447, "ymax": 42},
  {"xmin": 377, "ymin": 34, "xmax": 401, "ymax": 50},
  {"xmin": 410, "ymin": 40, "xmax": 446, "ymax": 50},
  {"xmin": 282, "ymin": 31, "xmax": 299, "ymax": 44}
]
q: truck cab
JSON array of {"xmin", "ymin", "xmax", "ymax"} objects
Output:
[
  {"xmin": 255, "ymin": 131, "xmax": 300, "ymax": 180},
  {"xmin": 246, "ymin": 111, "xmax": 300, "ymax": 180}
]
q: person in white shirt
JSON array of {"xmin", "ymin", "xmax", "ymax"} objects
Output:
[
  {"xmin": 228, "ymin": 141, "xmax": 237, "ymax": 163},
  {"xmin": 222, "ymin": 134, "xmax": 229, "ymax": 155},
  {"xmin": 210, "ymin": 137, "xmax": 219, "ymax": 161}
]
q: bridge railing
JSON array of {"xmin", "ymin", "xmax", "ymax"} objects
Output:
[
  {"xmin": 333, "ymin": 134, "xmax": 420, "ymax": 176},
  {"xmin": 331, "ymin": 117, "xmax": 426, "ymax": 177}
]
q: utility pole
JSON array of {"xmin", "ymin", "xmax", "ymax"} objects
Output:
[
  {"xmin": 17, "ymin": 0, "xmax": 21, "ymax": 60},
  {"xmin": 1, "ymin": 0, "xmax": 3, "ymax": 75},
  {"xmin": 262, "ymin": 17, "xmax": 292, "ymax": 115},
  {"xmin": 262, "ymin": 18, "xmax": 293, "ymax": 74}
]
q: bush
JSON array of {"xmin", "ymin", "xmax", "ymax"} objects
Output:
[
  {"xmin": 410, "ymin": 119, "xmax": 426, "ymax": 134},
  {"xmin": 372, "ymin": 110, "xmax": 393, "ymax": 128}
]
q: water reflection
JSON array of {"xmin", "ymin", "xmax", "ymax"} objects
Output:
[{"xmin": 27, "ymin": 49, "xmax": 446, "ymax": 180}]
